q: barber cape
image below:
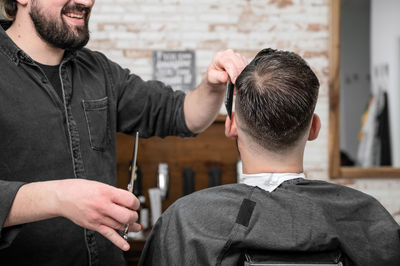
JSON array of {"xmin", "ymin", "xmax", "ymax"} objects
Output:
[{"xmin": 139, "ymin": 177, "xmax": 400, "ymax": 266}]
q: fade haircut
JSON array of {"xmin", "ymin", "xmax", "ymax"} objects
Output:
[
  {"xmin": 235, "ymin": 48, "xmax": 319, "ymax": 151},
  {"xmin": 0, "ymin": 0, "xmax": 17, "ymax": 20}
]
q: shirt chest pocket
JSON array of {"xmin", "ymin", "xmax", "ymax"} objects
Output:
[{"xmin": 82, "ymin": 97, "xmax": 110, "ymax": 151}]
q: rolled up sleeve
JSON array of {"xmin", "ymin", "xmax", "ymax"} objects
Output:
[{"xmin": 0, "ymin": 180, "xmax": 25, "ymax": 249}]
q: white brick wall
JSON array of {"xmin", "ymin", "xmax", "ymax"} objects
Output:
[{"xmin": 87, "ymin": 0, "xmax": 400, "ymax": 223}]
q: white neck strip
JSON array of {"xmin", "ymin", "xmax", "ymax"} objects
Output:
[{"xmin": 240, "ymin": 172, "xmax": 305, "ymax": 192}]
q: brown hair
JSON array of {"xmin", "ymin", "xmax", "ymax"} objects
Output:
[
  {"xmin": 0, "ymin": 0, "xmax": 17, "ymax": 21},
  {"xmin": 235, "ymin": 48, "xmax": 320, "ymax": 151}
]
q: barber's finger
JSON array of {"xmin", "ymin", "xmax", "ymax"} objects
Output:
[
  {"xmin": 216, "ymin": 58, "xmax": 240, "ymax": 80},
  {"xmin": 228, "ymin": 59, "xmax": 247, "ymax": 84},
  {"xmin": 111, "ymin": 189, "xmax": 140, "ymax": 210},
  {"xmin": 97, "ymin": 224, "xmax": 130, "ymax": 251},
  {"xmin": 106, "ymin": 203, "xmax": 139, "ymax": 225},
  {"xmin": 240, "ymin": 54, "xmax": 248, "ymax": 66},
  {"xmin": 100, "ymin": 215, "xmax": 127, "ymax": 231},
  {"xmin": 235, "ymin": 52, "xmax": 248, "ymax": 68},
  {"xmin": 128, "ymin": 222, "xmax": 143, "ymax": 233},
  {"xmin": 208, "ymin": 68, "xmax": 229, "ymax": 84},
  {"xmin": 219, "ymin": 51, "xmax": 246, "ymax": 83}
]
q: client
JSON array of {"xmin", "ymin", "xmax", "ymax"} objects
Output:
[{"xmin": 139, "ymin": 48, "xmax": 400, "ymax": 265}]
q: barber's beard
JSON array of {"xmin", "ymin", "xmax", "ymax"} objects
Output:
[{"xmin": 29, "ymin": 1, "xmax": 90, "ymax": 50}]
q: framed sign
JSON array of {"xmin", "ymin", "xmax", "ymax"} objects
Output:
[{"xmin": 152, "ymin": 50, "xmax": 196, "ymax": 93}]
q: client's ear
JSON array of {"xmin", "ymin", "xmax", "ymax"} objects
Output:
[
  {"xmin": 16, "ymin": 0, "xmax": 28, "ymax": 6},
  {"xmin": 308, "ymin": 113, "xmax": 321, "ymax": 141},
  {"xmin": 225, "ymin": 112, "xmax": 238, "ymax": 139}
]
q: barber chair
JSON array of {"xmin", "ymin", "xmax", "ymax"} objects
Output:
[{"xmin": 244, "ymin": 249, "xmax": 344, "ymax": 266}]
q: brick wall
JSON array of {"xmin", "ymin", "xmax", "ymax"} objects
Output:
[{"xmin": 87, "ymin": 0, "xmax": 400, "ymax": 223}]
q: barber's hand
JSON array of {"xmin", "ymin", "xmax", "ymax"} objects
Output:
[
  {"xmin": 207, "ymin": 49, "xmax": 247, "ymax": 87},
  {"xmin": 183, "ymin": 49, "xmax": 247, "ymax": 133},
  {"xmin": 55, "ymin": 179, "xmax": 140, "ymax": 251}
]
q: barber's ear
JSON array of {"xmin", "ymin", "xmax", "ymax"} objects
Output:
[
  {"xmin": 308, "ymin": 113, "xmax": 321, "ymax": 141},
  {"xmin": 225, "ymin": 112, "xmax": 238, "ymax": 139}
]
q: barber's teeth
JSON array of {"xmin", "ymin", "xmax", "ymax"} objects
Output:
[{"xmin": 66, "ymin": 13, "xmax": 83, "ymax": 19}]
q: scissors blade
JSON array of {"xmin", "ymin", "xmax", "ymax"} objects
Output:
[
  {"xmin": 123, "ymin": 131, "xmax": 140, "ymax": 240},
  {"xmin": 128, "ymin": 131, "xmax": 139, "ymax": 193}
]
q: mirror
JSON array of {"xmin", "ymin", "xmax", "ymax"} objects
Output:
[{"xmin": 329, "ymin": 0, "xmax": 400, "ymax": 178}]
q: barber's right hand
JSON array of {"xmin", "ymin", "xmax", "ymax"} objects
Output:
[{"xmin": 55, "ymin": 179, "xmax": 141, "ymax": 251}]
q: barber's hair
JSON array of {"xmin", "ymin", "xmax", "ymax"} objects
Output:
[
  {"xmin": 235, "ymin": 48, "xmax": 319, "ymax": 151},
  {"xmin": 0, "ymin": 0, "xmax": 17, "ymax": 21}
]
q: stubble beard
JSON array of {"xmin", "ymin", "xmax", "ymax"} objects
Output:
[{"xmin": 29, "ymin": 0, "xmax": 90, "ymax": 50}]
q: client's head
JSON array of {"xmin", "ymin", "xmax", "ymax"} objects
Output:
[{"xmin": 228, "ymin": 48, "xmax": 320, "ymax": 157}]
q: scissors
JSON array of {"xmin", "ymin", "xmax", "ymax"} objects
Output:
[{"xmin": 123, "ymin": 131, "xmax": 139, "ymax": 240}]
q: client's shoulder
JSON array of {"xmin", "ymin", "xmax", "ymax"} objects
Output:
[
  {"xmin": 174, "ymin": 183, "xmax": 251, "ymax": 206},
  {"xmin": 163, "ymin": 183, "xmax": 253, "ymax": 220},
  {"xmin": 290, "ymin": 178, "xmax": 384, "ymax": 208}
]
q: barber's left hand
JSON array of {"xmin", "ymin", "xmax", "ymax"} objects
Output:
[{"xmin": 206, "ymin": 49, "xmax": 247, "ymax": 87}]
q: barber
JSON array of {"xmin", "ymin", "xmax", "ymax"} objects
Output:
[{"xmin": 0, "ymin": 0, "xmax": 247, "ymax": 265}]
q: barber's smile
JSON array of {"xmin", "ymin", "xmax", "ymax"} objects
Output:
[
  {"xmin": 63, "ymin": 11, "xmax": 87, "ymax": 26},
  {"xmin": 62, "ymin": 3, "xmax": 91, "ymax": 27}
]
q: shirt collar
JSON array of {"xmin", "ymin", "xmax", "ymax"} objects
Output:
[
  {"xmin": 0, "ymin": 20, "xmax": 77, "ymax": 65},
  {"xmin": 0, "ymin": 20, "xmax": 27, "ymax": 64},
  {"xmin": 239, "ymin": 172, "xmax": 305, "ymax": 192}
]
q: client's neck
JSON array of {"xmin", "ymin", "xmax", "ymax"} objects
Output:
[{"xmin": 238, "ymin": 141, "xmax": 305, "ymax": 175}]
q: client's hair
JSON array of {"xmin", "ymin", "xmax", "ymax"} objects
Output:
[{"xmin": 235, "ymin": 48, "xmax": 319, "ymax": 151}]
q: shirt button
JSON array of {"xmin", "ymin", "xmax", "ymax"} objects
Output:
[{"xmin": 41, "ymin": 78, "xmax": 47, "ymax": 84}]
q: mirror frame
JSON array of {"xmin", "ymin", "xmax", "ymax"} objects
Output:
[{"xmin": 328, "ymin": 0, "xmax": 400, "ymax": 178}]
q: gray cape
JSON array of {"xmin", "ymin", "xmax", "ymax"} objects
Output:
[{"xmin": 139, "ymin": 178, "xmax": 400, "ymax": 266}]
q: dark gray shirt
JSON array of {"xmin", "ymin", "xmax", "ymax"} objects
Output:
[
  {"xmin": 0, "ymin": 21, "xmax": 194, "ymax": 266},
  {"xmin": 139, "ymin": 179, "xmax": 400, "ymax": 266}
]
